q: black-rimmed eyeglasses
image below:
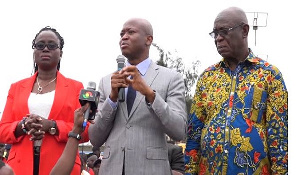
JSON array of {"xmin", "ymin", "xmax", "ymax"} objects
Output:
[
  {"xmin": 33, "ymin": 42, "xmax": 60, "ymax": 50},
  {"xmin": 209, "ymin": 23, "xmax": 244, "ymax": 39}
]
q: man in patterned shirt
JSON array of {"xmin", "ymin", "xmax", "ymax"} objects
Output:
[{"xmin": 185, "ymin": 7, "xmax": 288, "ymax": 175}]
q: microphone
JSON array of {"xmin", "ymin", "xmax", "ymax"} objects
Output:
[
  {"xmin": 116, "ymin": 55, "xmax": 126, "ymax": 102},
  {"xmin": 79, "ymin": 81, "xmax": 100, "ymax": 129}
]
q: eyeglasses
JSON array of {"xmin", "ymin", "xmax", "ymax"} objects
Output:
[
  {"xmin": 33, "ymin": 42, "xmax": 60, "ymax": 50},
  {"xmin": 209, "ymin": 23, "xmax": 244, "ymax": 39}
]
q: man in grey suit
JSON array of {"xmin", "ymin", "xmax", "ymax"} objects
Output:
[{"xmin": 89, "ymin": 18, "xmax": 187, "ymax": 175}]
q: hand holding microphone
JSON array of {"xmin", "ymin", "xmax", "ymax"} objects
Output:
[
  {"xmin": 79, "ymin": 81, "xmax": 100, "ymax": 130},
  {"xmin": 116, "ymin": 55, "xmax": 126, "ymax": 102}
]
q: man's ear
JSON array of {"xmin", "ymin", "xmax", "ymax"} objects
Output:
[
  {"xmin": 60, "ymin": 50, "xmax": 63, "ymax": 57},
  {"xmin": 242, "ymin": 24, "xmax": 249, "ymax": 38},
  {"xmin": 146, "ymin": 35, "xmax": 153, "ymax": 46}
]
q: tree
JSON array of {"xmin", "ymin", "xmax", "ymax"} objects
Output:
[{"xmin": 152, "ymin": 43, "xmax": 200, "ymax": 113}]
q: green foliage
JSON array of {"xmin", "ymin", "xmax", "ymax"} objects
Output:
[{"xmin": 152, "ymin": 43, "xmax": 200, "ymax": 112}]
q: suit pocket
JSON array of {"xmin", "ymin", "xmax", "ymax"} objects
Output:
[
  {"xmin": 102, "ymin": 146, "xmax": 110, "ymax": 159},
  {"xmin": 146, "ymin": 147, "xmax": 168, "ymax": 160}
]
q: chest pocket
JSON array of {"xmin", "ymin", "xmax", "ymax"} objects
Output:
[{"xmin": 250, "ymin": 86, "xmax": 267, "ymax": 123}]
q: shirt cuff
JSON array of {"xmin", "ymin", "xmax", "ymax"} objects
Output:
[{"xmin": 108, "ymin": 97, "xmax": 118, "ymax": 109}]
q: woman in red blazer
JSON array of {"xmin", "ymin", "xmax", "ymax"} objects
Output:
[{"xmin": 0, "ymin": 26, "xmax": 89, "ymax": 175}]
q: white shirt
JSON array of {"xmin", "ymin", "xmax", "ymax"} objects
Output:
[
  {"xmin": 28, "ymin": 91, "xmax": 55, "ymax": 119},
  {"xmin": 28, "ymin": 90, "xmax": 55, "ymax": 146}
]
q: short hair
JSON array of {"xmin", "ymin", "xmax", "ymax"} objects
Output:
[
  {"xmin": 87, "ymin": 153, "xmax": 97, "ymax": 159},
  {"xmin": 93, "ymin": 158, "xmax": 101, "ymax": 167}
]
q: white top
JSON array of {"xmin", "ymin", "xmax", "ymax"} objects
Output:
[
  {"xmin": 28, "ymin": 91, "xmax": 55, "ymax": 119},
  {"xmin": 28, "ymin": 91, "xmax": 55, "ymax": 147},
  {"xmin": 81, "ymin": 170, "xmax": 90, "ymax": 175}
]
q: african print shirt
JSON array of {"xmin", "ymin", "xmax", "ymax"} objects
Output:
[{"xmin": 185, "ymin": 50, "xmax": 288, "ymax": 175}]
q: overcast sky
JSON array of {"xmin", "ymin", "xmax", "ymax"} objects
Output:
[{"xmin": 0, "ymin": 0, "xmax": 297, "ymax": 171}]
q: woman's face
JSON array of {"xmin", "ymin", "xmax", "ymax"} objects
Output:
[{"xmin": 33, "ymin": 30, "xmax": 61, "ymax": 71}]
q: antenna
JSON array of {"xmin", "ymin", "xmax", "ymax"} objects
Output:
[{"xmin": 246, "ymin": 12, "xmax": 268, "ymax": 46}]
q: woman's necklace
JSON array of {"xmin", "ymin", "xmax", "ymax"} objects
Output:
[{"xmin": 37, "ymin": 77, "xmax": 57, "ymax": 94}]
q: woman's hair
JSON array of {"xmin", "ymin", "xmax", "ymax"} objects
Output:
[{"xmin": 32, "ymin": 26, "xmax": 64, "ymax": 73}]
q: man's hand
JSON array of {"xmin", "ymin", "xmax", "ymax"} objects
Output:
[
  {"xmin": 110, "ymin": 71, "xmax": 128, "ymax": 102},
  {"xmin": 120, "ymin": 66, "xmax": 155, "ymax": 103}
]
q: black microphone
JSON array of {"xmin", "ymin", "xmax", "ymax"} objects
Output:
[
  {"xmin": 79, "ymin": 81, "xmax": 100, "ymax": 129},
  {"xmin": 116, "ymin": 55, "xmax": 126, "ymax": 102}
]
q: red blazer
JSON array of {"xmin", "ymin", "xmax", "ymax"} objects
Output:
[
  {"xmin": 0, "ymin": 71, "xmax": 89, "ymax": 175},
  {"xmin": 87, "ymin": 168, "xmax": 95, "ymax": 175}
]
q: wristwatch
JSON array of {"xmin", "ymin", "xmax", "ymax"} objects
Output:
[
  {"xmin": 68, "ymin": 131, "xmax": 81, "ymax": 140},
  {"xmin": 49, "ymin": 120, "xmax": 57, "ymax": 135},
  {"xmin": 145, "ymin": 90, "xmax": 156, "ymax": 108}
]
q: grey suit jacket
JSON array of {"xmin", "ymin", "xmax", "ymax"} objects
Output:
[{"xmin": 89, "ymin": 60, "xmax": 187, "ymax": 175}]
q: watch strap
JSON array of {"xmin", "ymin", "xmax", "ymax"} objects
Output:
[
  {"xmin": 48, "ymin": 120, "xmax": 57, "ymax": 135},
  {"xmin": 52, "ymin": 120, "xmax": 57, "ymax": 128},
  {"xmin": 21, "ymin": 117, "xmax": 28, "ymax": 134},
  {"xmin": 68, "ymin": 131, "xmax": 81, "ymax": 140}
]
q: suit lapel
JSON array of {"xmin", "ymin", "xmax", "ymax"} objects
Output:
[
  {"xmin": 128, "ymin": 61, "xmax": 159, "ymax": 119},
  {"xmin": 119, "ymin": 98, "xmax": 128, "ymax": 120},
  {"xmin": 19, "ymin": 73, "xmax": 38, "ymax": 115},
  {"xmin": 48, "ymin": 71, "xmax": 68, "ymax": 119}
]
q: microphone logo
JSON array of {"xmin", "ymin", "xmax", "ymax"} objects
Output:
[
  {"xmin": 82, "ymin": 91, "xmax": 93, "ymax": 99},
  {"xmin": 79, "ymin": 82, "xmax": 100, "ymax": 122}
]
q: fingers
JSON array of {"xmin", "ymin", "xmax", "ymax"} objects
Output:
[
  {"xmin": 120, "ymin": 65, "xmax": 137, "ymax": 74},
  {"xmin": 28, "ymin": 126, "xmax": 45, "ymax": 140},
  {"xmin": 29, "ymin": 129, "xmax": 45, "ymax": 141},
  {"xmin": 24, "ymin": 115, "xmax": 43, "ymax": 131},
  {"xmin": 24, "ymin": 114, "xmax": 47, "ymax": 141},
  {"xmin": 120, "ymin": 66, "xmax": 141, "ymax": 81},
  {"xmin": 83, "ymin": 103, "xmax": 90, "ymax": 111},
  {"xmin": 74, "ymin": 107, "xmax": 85, "ymax": 124},
  {"xmin": 111, "ymin": 73, "xmax": 128, "ymax": 88}
]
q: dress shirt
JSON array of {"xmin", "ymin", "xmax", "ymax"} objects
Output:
[{"xmin": 108, "ymin": 58, "xmax": 151, "ymax": 109}]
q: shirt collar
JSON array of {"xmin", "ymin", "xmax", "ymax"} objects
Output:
[
  {"xmin": 126, "ymin": 58, "xmax": 151, "ymax": 76},
  {"xmin": 219, "ymin": 48, "xmax": 259, "ymax": 68}
]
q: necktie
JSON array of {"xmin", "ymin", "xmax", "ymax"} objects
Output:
[{"xmin": 127, "ymin": 85, "xmax": 136, "ymax": 115}]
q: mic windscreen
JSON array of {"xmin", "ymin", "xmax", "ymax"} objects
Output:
[
  {"xmin": 116, "ymin": 55, "xmax": 126, "ymax": 102},
  {"xmin": 116, "ymin": 55, "xmax": 126, "ymax": 71},
  {"xmin": 87, "ymin": 81, "xmax": 96, "ymax": 90}
]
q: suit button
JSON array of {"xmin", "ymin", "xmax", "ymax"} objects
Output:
[{"xmin": 126, "ymin": 125, "xmax": 131, "ymax": 129}]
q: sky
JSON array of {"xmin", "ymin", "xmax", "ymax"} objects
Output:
[{"xmin": 0, "ymin": 0, "xmax": 298, "ymax": 171}]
